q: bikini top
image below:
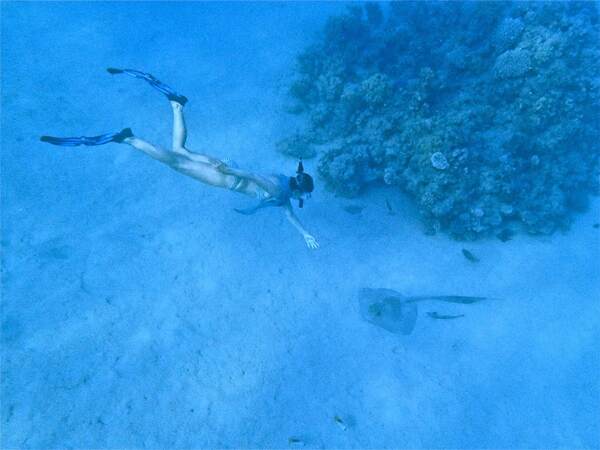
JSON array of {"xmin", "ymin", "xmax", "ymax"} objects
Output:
[{"xmin": 234, "ymin": 174, "xmax": 292, "ymax": 215}]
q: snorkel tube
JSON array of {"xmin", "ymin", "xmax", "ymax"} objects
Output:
[{"xmin": 297, "ymin": 159, "xmax": 305, "ymax": 208}]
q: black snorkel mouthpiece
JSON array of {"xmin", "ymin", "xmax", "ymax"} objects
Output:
[
  {"xmin": 297, "ymin": 159, "xmax": 304, "ymax": 207},
  {"xmin": 293, "ymin": 158, "xmax": 312, "ymax": 208}
]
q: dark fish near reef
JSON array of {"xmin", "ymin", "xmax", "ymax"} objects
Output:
[
  {"xmin": 288, "ymin": 437, "xmax": 305, "ymax": 446},
  {"xmin": 496, "ymin": 229, "xmax": 514, "ymax": 242},
  {"xmin": 385, "ymin": 198, "xmax": 395, "ymax": 215},
  {"xmin": 462, "ymin": 248, "xmax": 479, "ymax": 262},
  {"xmin": 427, "ymin": 312, "xmax": 465, "ymax": 320},
  {"xmin": 343, "ymin": 204, "xmax": 365, "ymax": 215},
  {"xmin": 358, "ymin": 288, "xmax": 418, "ymax": 335},
  {"xmin": 404, "ymin": 295, "xmax": 487, "ymax": 304},
  {"xmin": 334, "ymin": 415, "xmax": 348, "ymax": 431}
]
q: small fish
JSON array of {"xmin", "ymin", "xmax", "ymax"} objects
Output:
[
  {"xmin": 462, "ymin": 248, "xmax": 479, "ymax": 262},
  {"xmin": 334, "ymin": 415, "xmax": 347, "ymax": 431},
  {"xmin": 427, "ymin": 311, "xmax": 465, "ymax": 320},
  {"xmin": 343, "ymin": 204, "xmax": 365, "ymax": 215},
  {"xmin": 288, "ymin": 437, "xmax": 304, "ymax": 446},
  {"xmin": 496, "ymin": 229, "xmax": 514, "ymax": 242},
  {"xmin": 593, "ymin": 223, "xmax": 599, "ymax": 229},
  {"xmin": 385, "ymin": 198, "xmax": 395, "ymax": 215},
  {"xmin": 39, "ymin": 245, "xmax": 71, "ymax": 260}
]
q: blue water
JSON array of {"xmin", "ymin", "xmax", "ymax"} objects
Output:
[{"xmin": 2, "ymin": 2, "xmax": 599, "ymax": 449}]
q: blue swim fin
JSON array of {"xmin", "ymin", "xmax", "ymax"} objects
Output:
[
  {"xmin": 40, "ymin": 128, "xmax": 133, "ymax": 146},
  {"xmin": 107, "ymin": 67, "xmax": 188, "ymax": 105}
]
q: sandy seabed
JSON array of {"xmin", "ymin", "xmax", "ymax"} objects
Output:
[{"xmin": 2, "ymin": 3, "xmax": 599, "ymax": 448}]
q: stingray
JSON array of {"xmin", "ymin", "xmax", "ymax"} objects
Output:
[
  {"xmin": 358, "ymin": 288, "xmax": 488, "ymax": 335},
  {"xmin": 358, "ymin": 288, "xmax": 418, "ymax": 335}
]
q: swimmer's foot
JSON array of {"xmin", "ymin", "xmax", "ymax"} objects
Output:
[
  {"xmin": 167, "ymin": 93, "xmax": 188, "ymax": 106},
  {"xmin": 107, "ymin": 67, "xmax": 188, "ymax": 106},
  {"xmin": 40, "ymin": 128, "xmax": 133, "ymax": 146},
  {"xmin": 113, "ymin": 127, "xmax": 134, "ymax": 142}
]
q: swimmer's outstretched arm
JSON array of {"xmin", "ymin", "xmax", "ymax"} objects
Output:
[{"xmin": 283, "ymin": 202, "xmax": 319, "ymax": 249}]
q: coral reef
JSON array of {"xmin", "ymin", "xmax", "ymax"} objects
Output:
[
  {"xmin": 283, "ymin": 2, "xmax": 600, "ymax": 239},
  {"xmin": 275, "ymin": 132, "xmax": 316, "ymax": 159}
]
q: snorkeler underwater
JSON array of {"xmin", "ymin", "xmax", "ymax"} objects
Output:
[
  {"xmin": 40, "ymin": 67, "xmax": 320, "ymax": 249},
  {"xmin": 2, "ymin": 2, "xmax": 599, "ymax": 449}
]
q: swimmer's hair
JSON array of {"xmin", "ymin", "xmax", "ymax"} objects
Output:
[{"xmin": 290, "ymin": 172, "xmax": 314, "ymax": 193}]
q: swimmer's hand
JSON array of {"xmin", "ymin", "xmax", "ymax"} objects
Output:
[
  {"xmin": 215, "ymin": 161, "xmax": 231, "ymax": 173},
  {"xmin": 304, "ymin": 234, "xmax": 319, "ymax": 249}
]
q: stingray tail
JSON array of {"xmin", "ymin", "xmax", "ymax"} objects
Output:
[{"xmin": 404, "ymin": 295, "xmax": 488, "ymax": 304}]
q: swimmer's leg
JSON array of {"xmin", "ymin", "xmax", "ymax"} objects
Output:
[
  {"xmin": 170, "ymin": 101, "xmax": 187, "ymax": 154},
  {"xmin": 168, "ymin": 101, "xmax": 227, "ymax": 168},
  {"xmin": 122, "ymin": 135, "xmax": 235, "ymax": 189},
  {"xmin": 107, "ymin": 67, "xmax": 188, "ymax": 105},
  {"xmin": 122, "ymin": 135, "xmax": 174, "ymax": 164},
  {"xmin": 40, "ymin": 128, "xmax": 133, "ymax": 146}
]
